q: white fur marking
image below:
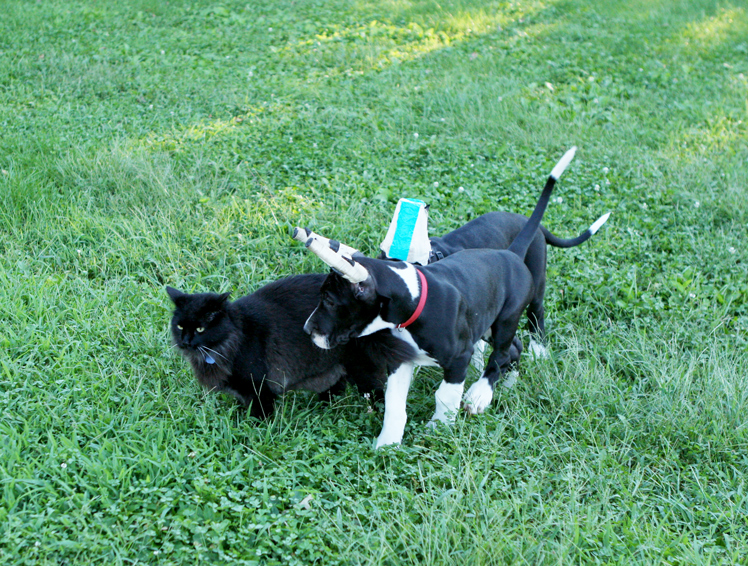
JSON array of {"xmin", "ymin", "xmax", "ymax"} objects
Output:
[
  {"xmin": 528, "ymin": 339, "xmax": 550, "ymax": 359},
  {"xmin": 429, "ymin": 380, "xmax": 464, "ymax": 426},
  {"xmin": 304, "ymin": 307, "xmax": 318, "ymax": 332},
  {"xmin": 464, "ymin": 377, "xmax": 494, "ymax": 415},
  {"xmin": 375, "ymin": 363, "xmax": 414, "ymax": 448},
  {"xmin": 471, "ymin": 341, "xmax": 486, "ymax": 373},
  {"xmin": 311, "ymin": 333, "xmax": 330, "ymax": 350},
  {"xmin": 358, "ymin": 315, "xmax": 396, "ymax": 337},
  {"xmin": 589, "ymin": 212, "xmax": 611, "ymax": 235},
  {"xmin": 502, "ymin": 370, "xmax": 519, "ymax": 389},
  {"xmin": 550, "ymin": 146, "xmax": 576, "ymax": 180},
  {"xmin": 391, "ymin": 328, "xmax": 438, "ymax": 367},
  {"xmin": 388, "ymin": 263, "xmax": 419, "ymax": 300}
]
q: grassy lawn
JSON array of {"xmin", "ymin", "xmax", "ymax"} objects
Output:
[{"xmin": 1, "ymin": 0, "xmax": 747, "ymax": 563}]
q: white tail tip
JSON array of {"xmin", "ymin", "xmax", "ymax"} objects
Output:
[
  {"xmin": 589, "ymin": 212, "xmax": 611, "ymax": 235},
  {"xmin": 550, "ymin": 146, "xmax": 577, "ymax": 180}
]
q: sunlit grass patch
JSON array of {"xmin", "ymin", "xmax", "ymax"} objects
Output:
[{"xmin": 680, "ymin": 6, "xmax": 747, "ymax": 50}]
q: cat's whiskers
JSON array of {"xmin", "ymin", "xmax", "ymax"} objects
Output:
[
  {"xmin": 197, "ymin": 346, "xmax": 210, "ymax": 361},
  {"xmin": 201, "ymin": 346, "xmax": 229, "ymax": 362},
  {"xmin": 198, "ymin": 346, "xmax": 228, "ymax": 370}
]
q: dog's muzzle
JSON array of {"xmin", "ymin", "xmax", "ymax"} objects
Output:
[{"xmin": 310, "ymin": 332, "xmax": 331, "ymax": 350}]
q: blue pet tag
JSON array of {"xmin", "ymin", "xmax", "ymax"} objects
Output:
[{"xmin": 205, "ymin": 355, "xmax": 216, "ymax": 365}]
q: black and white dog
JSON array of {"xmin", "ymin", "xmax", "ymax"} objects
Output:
[
  {"xmin": 298, "ymin": 148, "xmax": 594, "ymax": 447},
  {"xmin": 304, "ymin": 200, "xmax": 608, "ymax": 366},
  {"xmin": 411, "ymin": 209, "xmax": 609, "ymax": 359}
]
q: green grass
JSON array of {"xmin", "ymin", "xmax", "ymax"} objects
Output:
[{"xmin": 1, "ymin": 0, "xmax": 747, "ymax": 563}]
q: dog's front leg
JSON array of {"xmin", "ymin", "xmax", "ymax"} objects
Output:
[
  {"xmin": 427, "ymin": 345, "xmax": 473, "ymax": 428},
  {"xmin": 428, "ymin": 352, "xmax": 471, "ymax": 427},
  {"xmin": 428, "ymin": 379, "xmax": 465, "ymax": 427},
  {"xmin": 375, "ymin": 362, "xmax": 414, "ymax": 448}
]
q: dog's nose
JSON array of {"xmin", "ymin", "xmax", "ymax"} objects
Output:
[{"xmin": 303, "ymin": 319, "xmax": 312, "ymax": 335}]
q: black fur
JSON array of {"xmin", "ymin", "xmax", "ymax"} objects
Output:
[
  {"xmin": 382, "ymin": 211, "xmax": 597, "ymax": 340},
  {"xmin": 167, "ymin": 275, "xmax": 415, "ymax": 418},
  {"xmin": 304, "ymin": 159, "xmax": 567, "ymax": 446}
]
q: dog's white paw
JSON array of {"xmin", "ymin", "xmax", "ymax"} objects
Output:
[
  {"xmin": 427, "ymin": 405, "xmax": 459, "ymax": 428},
  {"xmin": 464, "ymin": 377, "xmax": 494, "ymax": 415},
  {"xmin": 426, "ymin": 413, "xmax": 456, "ymax": 429},
  {"xmin": 375, "ymin": 430, "xmax": 403, "ymax": 449},
  {"xmin": 470, "ymin": 341, "xmax": 486, "ymax": 373},
  {"xmin": 429, "ymin": 381, "xmax": 463, "ymax": 425},
  {"xmin": 501, "ymin": 370, "xmax": 519, "ymax": 389},
  {"xmin": 528, "ymin": 339, "xmax": 549, "ymax": 360},
  {"xmin": 425, "ymin": 418, "xmax": 448, "ymax": 431}
]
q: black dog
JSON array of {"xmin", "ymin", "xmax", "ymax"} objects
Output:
[
  {"xmin": 421, "ymin": 210, "xmax": 609, "ymax": 357},
  {"xmin": 167, "ymin": 277, "xmax": 414, "ymax": 418},
  {"xmin": 300, "ymin": 148, "xmax": 583, "ymax": 447}
]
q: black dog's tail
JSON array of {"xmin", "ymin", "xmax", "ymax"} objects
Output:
[
  {"xmin": 540, "ymin": 211, "xmax": 611, "ymax": 248},
  {"xmin": 508, "ymin": 147, "xmax": 577, "ymax": 260}
]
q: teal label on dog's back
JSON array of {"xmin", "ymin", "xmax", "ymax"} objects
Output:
[{"xmin": 389, "ymin": 199, "xmax": 425, "ymax": 261}]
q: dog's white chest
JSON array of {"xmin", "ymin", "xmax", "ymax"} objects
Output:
[
  {"xmin": 391, "ymin": 327, "xmax": 439, "ymax": 367},
  {"xmin": 357, "ymin": 316, "xmax": 437, "ymax": 366}
]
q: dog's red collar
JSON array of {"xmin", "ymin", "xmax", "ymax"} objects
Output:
[{"xmin": 397, "ymin": 269, "xmax": 428, "ymax": 329}]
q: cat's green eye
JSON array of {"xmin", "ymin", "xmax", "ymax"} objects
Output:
[
  {"xmin": 177, "ymin": 324, "xmax": 183, "ymax": 330},
  {"xmin": 196, "ymin": 327, "xmax": 205, "ymax": 333}
]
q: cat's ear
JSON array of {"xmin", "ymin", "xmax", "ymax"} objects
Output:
[
  {"xmin": 166, "ymin": 286, "xmax": 185, "ymax": 304},
  {"xmin": 218, "ymin": 292, "xmax": 231, "ymax": 304}
]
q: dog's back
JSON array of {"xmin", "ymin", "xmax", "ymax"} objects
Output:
[
  {"xmin": 419, "ymin": 248, "xmax": 535, "ymax": 346},
  {"xmin": 430, "ymin": 212, "xmax": 540, "ymax": 257},
  {"xmin": 430, "ymin": 212, "xmax": 547, "ymax": 334}
]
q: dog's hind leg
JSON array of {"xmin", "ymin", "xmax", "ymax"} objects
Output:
[
  {"xmin": 526, "ymin": 297, "xmax": 545, "ymax": 338},
  {"xmin": 464, "ymin": 319, "xmax": 522, "ymax": 415},
  {"xmin": 375, "ymin": 362, "xmax": 414, "ymax": 448},
  {"xmin": 528, "ymin": 339, "xmax": 549, "ymax": 359},
  {"xmin": 470, "ymin": 340, "xmax": 486, "ymax": 373},
  {"xmin": 475, "ymin": 331, "xmax": 522, "ymax": 372},
  {"xmin": 524, "ymin": 231, "xmax": 550, "ymax": 359},
  {"xmin": 526, "ymin": 293, "xmax": 550, "ymax": 360},
  {"xmin": 510, "ymin": 335, "xmax": 523, "ymax": 364},
  {"xmin": 526, "ymin": 296, "xmax": 550, "ymax": 359}
]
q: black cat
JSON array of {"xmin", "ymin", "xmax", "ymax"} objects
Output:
[{"xmin": 167, "ymin": 275, "xmax": 414, "ymax": 418}]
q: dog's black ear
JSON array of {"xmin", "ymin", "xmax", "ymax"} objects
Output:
[
  {"xmin": 218, "ymin": 292, "xmax": 231, "ymax": 304},
  {"xmin": 353, "ymin": 278, "xmax": 377, "ymax": 303}
]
